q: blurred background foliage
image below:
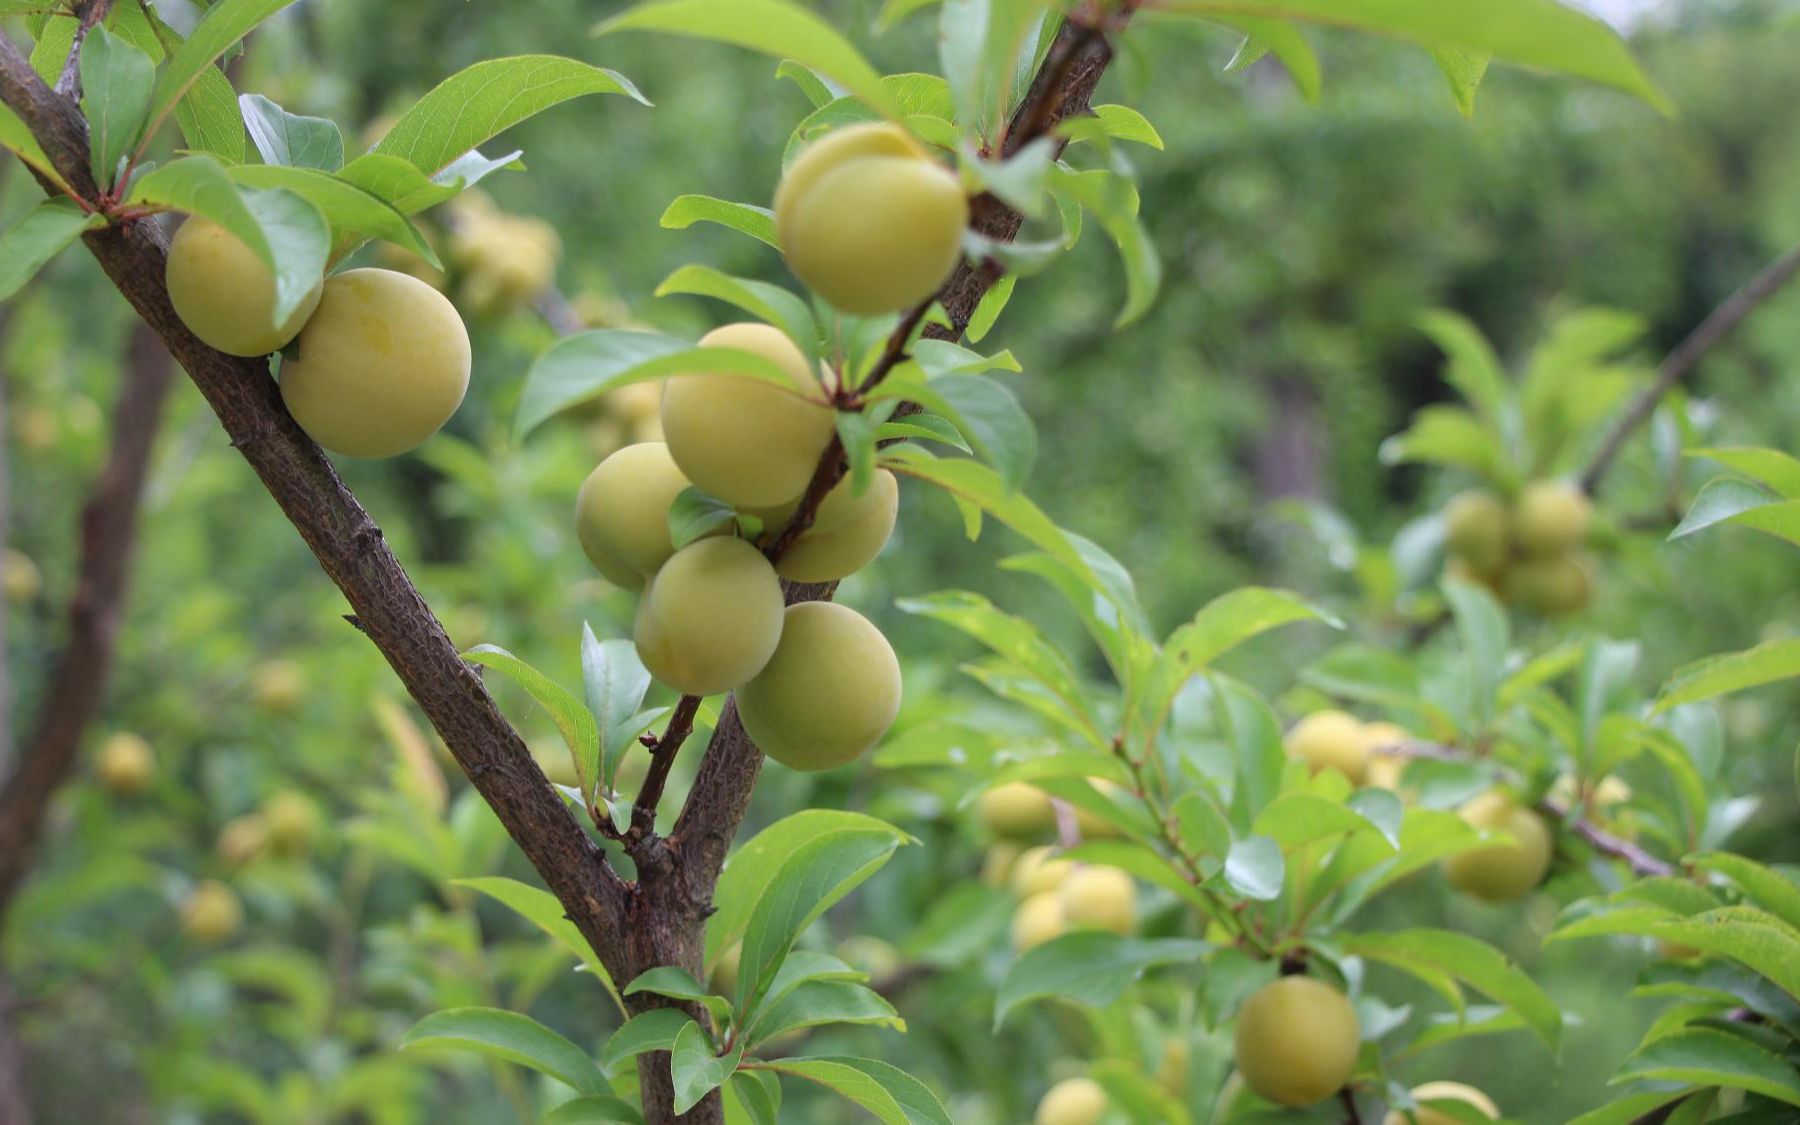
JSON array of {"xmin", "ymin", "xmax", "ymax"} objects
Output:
[{"xmin": 7, "ymin": 0, "xmax": 1800, "ymax": 1121}]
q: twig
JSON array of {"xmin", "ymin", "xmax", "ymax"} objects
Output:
[
  {"xmin": 1580, "ymin": 241, "xmax": 1800, "ymax": 495},
  {"xmin": 1542, "ymin": 797, "xmax": 1674, "ymax": 878},
  {"xmin": 630, "ymin": 693, "xmax": 701, "ymax": 836},
  {"xmin": 53, "ymin": 0, "xmax": 115, "ymax": 100},
  {"xmin": 1339, "ymin": 1086, "xmax": 1363, "ymax": 1125}
]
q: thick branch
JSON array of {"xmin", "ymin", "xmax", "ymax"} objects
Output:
[
  {"xmin": 0, "ymin": 33, "xmax": 635, "ymax": 982},
  {"xmin": 1580, "ymin": 241, "xmax": 1800, "ymax": 495}
]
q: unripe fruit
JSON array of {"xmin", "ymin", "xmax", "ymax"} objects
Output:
[
  {"xmin": 180, "ymin": 879, "xmax": 244, "ymax": 946},
  {"xmin": 1444, "ymin": 791, "xmax": 1552, "ymax": 903},
  {"xmin": 97, "ymin": 732, "xmax": 154, "ymax": 796},
  {"xmin": 1284, "ymin": 710, "xmax": 1372, "ymax": 783},
  {"xmin": 166, "ymin": 218, "xmax": 323, "ymax": 357},
  {"xmin": 1384, "ymin": 1081, "xmax": 1499, "ymax": 1125},
  {"xmin": 1011, "ymin": 846, "xmax": 1074, "ymax": 897},
  {"xmin": 775, "ymin": 123, "xmax": 969, "ymax": 314},
  {"xmin": 978, "ymin": 781, "xmax": 1056, "ymax": 839},
  {"xmin": 279, "ymin": 268, "xmax": 471, "ymax": 458},
  {"xmin": 1011, "ymin": 890, "xmax": 1065, "ymax": 950},
  {"xmin": 575, "ymin": 443, "xmax": 706, "ymax": 591},
  {"xmin": 1443, "ymin": 554, "xmax": 1502, "ymax": 594},
  {"xmin": 1233, "ymin": 975, "xmax": 1361, "ymax": 1106},
  {"xmin": 251, "ymin": 660, "xmax": 306, "ymax": 714},
  {"xmin": 836, "ymin": 935, "xmax": 901, "ymax": 978},
  {"xmin": 737, "ymin": 602, "xmax": 901, "ymax": 770},
  {"xmin": 2, "ymin": 549, "xmax": 40, "ymax": 604},
  {"xmin": 981, "ymin": 841, "xmax": 1024, "ymax": 888},
  {"xmin": 634, "ymin": 538, "xmax": 784, "ymax": 696},
  {"xmin": 751, "ymin": 469, "xmax": 899, "ymax": 583},
  {"xmin": 264, "ymin": 791, "xmax": 321, "ymax": 857},
  {"xmin": 1443, "ymin": 490, "xmax": 1510, "ymax": 573},
  {"xmin": 1505, "ymin": 553, "xmax": 1593, "ymax": 616},
  {"xmin": 1034, "ymin": 1076, "xmax": 1107, "ymax": 1125},
  {"xmin": 1362, "ymin": 722, "xmax": 1410, "ymax": 792},
  {"xmin": 660, "ymin": 323, "xmax": 834, "ymax": 508},
  {"xmin": 1059, "ymin": 866, "xmax": 1135, "ymax": 935},
  {"xmin": 1513, "ymin": 480, "xmax": 1592, "ymax": 557},
  {"xmin": 217, "ymin": 814, "xmax": 270, "ymax": 867},
  {"xmin": 1156, "ymin": 1039, "xmax": 1189, "ymax": 1095}
]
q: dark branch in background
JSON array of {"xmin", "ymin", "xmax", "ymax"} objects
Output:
[
  {"xmin": 53, "ymin": 0, "xmax": 114, "ymax": 99},
  {"xmin": 1580, "ymin": 241, "xmax": 1800, "ymax": 495},
  {"xmin": 0, "ymin": 324, "xmax": 172, "ymax": 920},
  {"xmin": 1542, "ymin": 797, "xmax": 1675, "ymax": 878},
  {"xmin": 1338, "ymin": 1086, "xmax": 1363, "ymax": 1125}
]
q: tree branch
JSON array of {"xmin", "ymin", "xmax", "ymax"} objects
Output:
[
  {"xmin": 1580, "ymin": 241, "xmax": 1800, "ymax": 495},
  {"xmin": 54, "ymin": 0, "xmax": 114, "ymax": 101},
  {"xmin": 1542, "ymin": 797, "xmax": 1675, "ymax": 878}
]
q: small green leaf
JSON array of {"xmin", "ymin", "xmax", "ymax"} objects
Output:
[
  {"xmin": 599, "ymin": 1009, "xmax": 695, "ymax": 1072},
  {"xmin": 743, "ymin": 980, "xmax": 902, "ymax": 1048},
  {"xmin": 543, "ymin": 1095, "xmax": 646, "ymax": 1125},
  {"xmin": 580, "ymin": 626, "xmax": 654, "ymax": 792},
  {"xmin": 1341, "ymin": 928, "xmax": 1562, "ymax": 1050},
  {"xmin": 994, "ymin": 933, "xmax": 1207, "ymax": 1027},
  {"xmin": 0, "ymin": 199, "xmax": 104, "ymax": 302},
  {"xmin": 1063, "ymin": 104, "xmax": 1164, "ymax": 150},
  {"xmin": 335, "ymin": 152, "xmax": 461, "ymax": 216},
  {"xmin": 670, "ymin": 1021, "xmax": 741, "ymax": 1115},
  {"xmin": 1209, "ymin": 16, "xmax": 1321, "ymax": 103},
  {"xmin": 653, "ymin": 264, "xmax": 816, "ymax": 356},
  {"xmin": 1415, "ymin": 309, "xmax": 1508, "ymax": 427},
  {"xmin": 80, "ymin": 25, "xmax": 156, "ymax": 189},
  {"xmin": 879, "ymin": 446, "xmax": 1094, "ymax": 582},
  {"xmin": 1379, "ymin": 405, "xmax": 1504, "ymax": 477},
  {"xmin": 1616, "ymin": 1027, "xmax": 1800, "ymax": 1107},
  {"xmin": 174, "ymin": 64, "xmax": 246, "ymax": 163},
  {"xmin": 462, "ymin": 645, "xmax": 600, "ymax": 807},
  {"xmin": 1432, "ymin": 46, "xmax": 1492, "ymax": 117},
  {"xmin": 728, "ymin": 1071, "xmax": 782, "ymax": 1125},
  {"xmin": 401, "ymin": 1007, "xmax": 610, "ymax": 1094},
  {"xmin": 873, "ymin": 412, "xmax": 970, "ymax": 452},
  {"xmin": 453, "ymin": 877, "xmax": 621, "ymax": 1007},
  {"xmin": 0, "ymin": 102, "xmax": 71, "ymax": 193},
  {"xmin": 147, "ymin": 0, "xmax": 301, "ymax": 153},
  {"xmin": 1670, "ymin": 477, "xmax": 1793, "ymax": 543},
  {"xmin": 667, "ymin": 487, "xmax": 740, "ymax": 551},
  {"xmin": 1654, "ymin": 638, "xmax": 1800, "ymax": 714},
  {"xmin": 761, "ymin": 1057, "xmax": 953, "ymax": 1125},
  {"xmin": 1223, "ymin": 835, "xmax": 1284, "ymax": 900},
  {"xmin": 659, "ymin": 195, "xmax": 778, "ymax": 247},
  {"xmin": 239, "ymin": 93, "xmax": 344, "ymax": 170},
  {"xmin": 227, "ymin": 164, "xmax": 438, "ymax": 265}
]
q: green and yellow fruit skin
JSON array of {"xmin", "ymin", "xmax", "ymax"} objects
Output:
[
  {"xmin": 1233, "ymin": 975, "xmax": 1361, "ymax": 1106},
  {"xmin": 1513, "ymin": 480, "xmax": 1592, "ymax": 557},
  {"xmin": 1362, "ymin": 722, "xmax": 1411, "ymax": 793},
  {"xmin": 251, "ymin": 660, "xmax": 307, "ymax": 714},
  {"xmin": 978, "ymin": 781, "xmax": 1056, "ymax": 839},
  {"xmin": 167, "ymin": 218, "xmax": 323, "ymax": 357},
  {"xmin": 180, "ymin": 879, "xmax": 244, "ymax": 946},
  {"xmin": 1074, "ymin": 777, "xmax": 1128, "ymax": 839},
  {"xmin": 1010, "ymin": 846, "xmax": 1074, "ymax": 897},
  {"xmin": 264, "ymin": 791, "xmax": 321, "ymax": 857},
  {"xmin": 634, "ymin": 538, "xmax": 784, "ymax": 696},
  {"xmin": 736, "ymin": 601, "xmax": 901, "ymax": 771},
  {"xmin": 1444, "ymin": 791, "xmax": 1553, "ymax": 903},
  {"xmin": 279, "ymin": 268, "xmax": 471, "ymax": 458},
  {"xmin": 751, "ymin": 469, "xmax": 899, "ymax": 582},
  {"xmin": 981, "ymin": 841, "xmax": 1025, "ymax": 888},
  {"xmin": 1284, "ymin": 710, "xmax": 1372, "ymax": 783},
  {"xmin": 775, "ymin": 123, "xmax": 970, "ymax": 315},
  {"xmin": 661, "ymin": 323, "xmax": 834, "ymax": 508},
  {"xmin": 1383, "ymin": 1081, "xmax": 1499, "ymax": 1124},
  {"xmin": 217, "ymin": 814, "xmax": 270, "ymax": 867},
  {"xmin": 1011, "ymin": 890, "xmax": 1066, "ymax": 950},
  {"xmin": 1443, "ymin": 489, "xmax": 1511, "ymax": 573},
  {"xmin": 1034, "ymin": 1076, "xmax": 1107, "ymax": 1125},
  {"xmin": 97, "ymin": 732, "xmax": 154, "ymax": 796},
  {"xmin": 1505, "ymin": 553, "xmax": 1594, "ymax": 616},
  {"xmin": 1059, "ymin": 866, "xmax": 1135, "ymax": 935},
  {"xmin": 575, "ymin": 443, "xmax": 706, "ymax": 590}
]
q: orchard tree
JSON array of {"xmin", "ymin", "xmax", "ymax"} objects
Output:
[{"xmin": 3, "ymin": 0, "xmax": 1799, "ymax": 1123}]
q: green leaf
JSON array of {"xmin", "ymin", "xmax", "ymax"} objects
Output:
[
  {"xmin": 1253, "ymin": 793, "xmax": 1395, "ymax": 851},
  {"xmin": 659, "ymin": 195, "xmax": 778, "ymax": 248},
  {"xmin": 728, "ymin": 1070, "xmax": 782, "ymax": 1125},
  {"xmin": 516, "ymin": 330, "xmax": 806, "ymax": 441},
  {"xmin": 0, "ymin": 199, "xmax": 103, "ymax": 302},
  {"xmin": 653, "ymin": 264, "xmax": 816, "ymax": 355},
  {"xmin": 80, "ymin": 25, "xmax": 156, "ymax": 189},
  {"xmin": 599, "ymin": 1010, "xmax": 694, "ymax": 1072},
  {"xmin": 1379, "ymin": 405, "xmax": 1504, "ymax": 477},
  {"xmin": 670, "ymin": 1021, "xmax": 741, "ymax": 1115},
  {"xmin": 1223, "ymin": 835, "xmax": 1284, "ymax": 900},
  {"xmin": 598, "ymin": 0, "xmax": 897, "ymax": 118},
  {"xmin": 774, "ymin": 59, "xmax": 842, "ymax": 108},
  {"xmin": 1340, "ymin": 928, "xmax": 1561, "ymax": 1050},
  {"xmin": 1654, "ymin": 638, "xmax": 1800, "ymax": 714},
  {"xmin": 371, "ymin": 56, "xmax": 646, "ymax": 178},
  {"xmin": 937, "ymin": 0, "xmax": 1045, "ymax": 140},
  {"xmin": 226, "ymin": 164, "xmax": 438, "ymax": 265},
  {"xmin": 1209, "ymin": 16, "xmax": 1322, "ymax": 103},
  {"xmin": 924, "ymin": 374, "xmax": 1036, "ymax": 489},
  {"xmin": 335, "ymin": 152, "xmax": 461, "ymax": 216},
  {"xmin": 239, "ymin": 93, "xmax": 344, "ymax": 170},
  {"xmin": 1688, "ymin": 447, "xmax": 1800, "ymax": 499},
  {"xmin": 1669, "ymin": 476, "xmax": 1800, "ymax": 550},
  {"xmin": 462, "ymin": 645, "xmax": 600, "ymax": 808},
  {"xmin": 0, "ymin": 102, "xmax": 71, "ymax": 193},
  {"xmin": 146, "ymin": 0, "xmax": 300, "ymax": 153},
  {"xmin": 624, "ymin": 967, "xmax": 734, "ymax": 1027},
  {"xmin": 1162, "ymin": 0, "xmax": 1665, "ymax": 110},
  {"xmin": 453, "ymin": 876, "xmax": 621, "ymax": 1008},
  {"xmin": 543, "ymin": 1095, "xmax": 646, "ymax": 1125},
  {"xmin": 1616, "ymin": 1027, "xmax": 1800, "ymax": 1107},
  {"xmin": 1652, "ymin": 910, "xmax": 1800, "ymax": 1001},
  {"xmin": 967, "ymin": 274, "xmax": 1015, "ymax": 343},
  {"xmin": 175, "ymin": 63, "xmax": 247, "ymax": 163},
  {"xmin": 400, "ymin": 1007, "xmax": 610, "ymax": 1094},
  {"xmin": 761, "ymin": 1057, "xmax": 953, "ymax": 1125},
  {"xmin": 1431, "ymin": 46, "xmax": 1492, "ymax": 117},
  {"xmin": 994, "ymin": 933, "xmax": 1207, "ymax": 1027},
  {"xmin": 1691, "ymin": 853, "xmax": 1800, "ymax": 933},
  {"xmin": 744, "ymin": 980, "xmax": 902, "ymax": 1048},
  {"xmin": 667, "ymin": 487, "xmax": 740, "ymax": 551},
  {"xmin": 1415, "ymin": 309, "xmax": 1508, "ymax": 427},
  {"xmin": 1062, "ymin": 840, "xmax": 1210, "ymax": 907},
  {"xmin": 874, "ymin": 412, "xmax": 970, "ymax": 452},
  {"xmin": 580, "ymin": 626, "xmax": 654, "ymax": 793},
  {"xmin": 880, "ymin": 446, "xmax": 1095, "ymax": 583},
  {"xmin": 1047, "ymin": 166, "xmax": 1162, "ymax": 325}
]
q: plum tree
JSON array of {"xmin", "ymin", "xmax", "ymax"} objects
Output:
[
  {"xmin": 165, "ymin": 218, "xmax": 323, "ymax": 357},
  {"xmin": 1505, "ymin": 553, "xmax": 1594, "ymax": 616},
  {"xmin": 179, "ymin": 879, "xmax": 244, "ymax": 946},
  {"xmin": 1011, "ymin": 890, "xmax": 1065, "ymax": 950},
  {"xmin": 1034, "ymin": 1076, "xmax": 1107, "ymax": 1125},
  {"xmin": 1443, "ymin": 489, "xmax": 1510, "ymax": 573},
  {"xmin": 264, "ymin": 791, "xmax": 321, "ymax": 857},
  {"xmin": 278, "ymin": 268, "xmax": 471, "ymax": 458},
  {"xmin": 1444, "ymin": 791, "xmax": 1553, "ymax": 902},
  {"xmin": 575, "ymin": 442, "xmax": 704, "ymax": 590},
  {"xmin": 1010, "ymin": 846, "xmax": 1074, "ymax": 896},
  {"xmin": 735, "ymin": 602, "xmax": 902, "ymax": 770},
  {"xmin": 1513, "ymin": 479, "xmax": 1593, "ymax": 556},
  {"xmin": 750, "ymin": 469, "xmax": 899, "ymax": 582},
  {"xmin": 1059, "ymin": 866, "xmax": 1135, "ymax": 934},
  {"xmin": 978, "ymin": 780, "xmax": 1056, "ymax": 839},
  {"xmin": 96, "ymin": 732, "xmax": 153, "ymax": 796},
  {"xmin": 1233, "ymin": 975, "xmax": 1361, "ymax": 1106},
  {"xmin": 634, "ymin": 538, "xmax": 785, "ymax": 696},
  {"xmin": 774, "ymin": 123, "xmax": 969, "ymax": 314},
  {"xmin": 251, "ymin": 659, "xmax": 307, "ymax": 714},
  {"xmin": 1284, "ymin": 710, "xmax": 1373, "ymax": 783},
  {"xmin": 1385, "ymin": 1081, "xmax": 1499, "ymax": 1124},
  {"xmin": 660, "ymin": 322, "xmax": 835, "ymax": 508}
]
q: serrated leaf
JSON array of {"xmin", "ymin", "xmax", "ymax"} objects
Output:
[
  {"xmin": 1654, "ymin": 638, "xmax": 1800, "ymax": 714},
  {"xmin": 873, "ymin": 412, "xmax": 970, "ymax": 452},
  {"xmin": 1687, "ymin": 447, "xmax": 1800, "ymax": 499},
  {"xmin": 659, "ymin": 195, "xmax": 777, "ymax": 248},
  {"xmin": 227, "ymin": 164, "xmax": 437, "ymax": 264},
  {"xmin": 0, "ymin": 198, "xmax": 103, "ymax": 302},
  {"xmin": 761, "ymin": 1057, "xmax": 952, "ymax": 1125},
  {"xmin": 995, "ymin": 933, "xmax": 1207, "ymax": 1027},
  {"xmin": 462, "ymin": 645, "xmax": 600, "ymax": 807},
  {"xmin": 1616, "ymin": 1027, "xmax": 1800, "ymax": 1107},
  {"xmin": 401, "ymin": 1007, "xmax": 610, "ymax": 1094},
  {"xmin": 80, "ymin": 25, "xmax": 156, "ymax": 189},
  {"xmin": 1341, "ymin": 928, "xmax": 1561, "ymax": 1050},
  {"xmin": 239, "ymin": 93, "xmax": 344, "ymax": 170},
  {"xmin": 1690, "ymin": 853, "xmax": 1800, "ymax": 933},
  {"xmin": 146, "ymin": 0, "xmax": 300, "ymax": 154},
  {"xmin": 174, "ymin": 63, "xmax": 246, "ymax": 163}
]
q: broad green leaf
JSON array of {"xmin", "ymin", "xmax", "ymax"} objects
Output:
[
  {"xmin": 335, "ymin": 152, "xmax": 461, "ymax": 216},
  {"xmin": 0, "ymin": 102, "xmax": 71, "ymax": 192},
  {"xmin": 659, "ymin": 195, "xmax": 778, "ymax": 247},
  {"xmin": 516, "ymin": 330, "xmax": 807, "ymax": 441},
  {"xmin": 1063, "ymin": 840, "xmax": 1210, "ymax": 907},
  {"xmin": 880, "ymin": 446, "xmax": 1094, "ymax": 582},
  {"xmin": 174, "ymin": 64, "xmax": 246, "ymax": 163},
  {"xmin": 371, "ymin": 56, "xmax": 646, "ymax": 178},
  {"xmin": 227, "ymin": 164, "xmax": 438, "ymax": 264},
  {"xmin": 752, "ymin": 950, "xmax": 866, "ymax": 1015},
  {"xmin": 1341, "ymin": 928, "xmax": 1561, "ymax": 1050},
  {"xmin": 453, "ymin": 876, "xmax": 621, "ymax": 1009},
  {"xmin": 1432, "ymin": 46, "xmax": 1491, "ymax": 117},
  {"xmin": 873, "ymin": 412, "xmax": 970, "ymax": 452},
  {"xmin": 598, "ymin": 0, "xmax": 897, "ymax": 118},
  {"xmin": 744, "ymin": 980, "xmax": 902, "ymax": 1047},
  {"xmin": 1688, "ymin": 447, "xmax": 1800, "ymax": 499},
  {"xmin": 0, "ymin": 199, "xmax": 103, "ymax": 302},
  {"xmin": 670, "ymin": 1021, "xmax": 742, "ymax": 1115},
  {"xmin": 1567, "ymin": 1092, "xmax": 1692, "ymax": 1125},
  {"xmin": 653, "ymin": 264, "xmax": 817, "ymax": 355},
  {"xmin": 543, "ymin": 1095, "xmax": 646, "ymax": 1125},
  {"xmin": 80, "ymin": 25, "xmax": 155, "ymax": 189},
  {"xmin": 1416, "ymin": 309, "xmax": 1507, "ymax": 427},
  {"xmin": 1654, "ymin": 638, "xmax": 1800, "ymax": 714},
  {"xmin": 401, "ymin": 1007, "xmax": 610, "ymax": 1094},
  {"xmin": 239, "ymin": 93, "xmax": 344, "ymax": 170},
  {"xmin": 761, "ymin": 1057, "xmax": 953, "ymax": 1125},
  {"xmin": 995, "ymin": 933, "xmax": 1208, "ymax": 1027},
  {"xmin": 921, "ymin": 374, "xmax": 1036, "ymax": 489},
  {"xmin": 728, "ymin": 1070, "xmax": 782, "ymax": 1125},
  {"xmin": 1671, "ymin": 477, "xmax": 1800, "ymax": 548},
  {"xmin": 1223, "ymin": 835, "xmax": 1284, "ymax": 900},
  {"xmin": 1616, "ymin": 1027, "xmax": 1800, "ymax": 1107},
  {"xmin": 1208, "ymin": 16, "xmax": 1322, "ymax": 103},
  {"xmin": 1253, "ymin": 793, "xmax": 1394, "ymax": 851},
  {"xmin": 1062, "ymin": 104, "xmax": 1165, "ymax": 150},
  {"xmin": 1690, "ymin": 853, "xmax": 1800, "ymax": 933},
  {"xmin": 1651, "ymin": 910, "xmax": 1800, "ymax": 1001},
  {"xmin": 462, "ymin": 645, "xmax": 600, "ymax": 807},
  {"xmin": 580, "ymin": 626, "xmax": 654, "ymax": 792},
  {"xmin": 1379, "ymin": 405, "xmax": 1504, "ymax": 478},
  {"xmin": 599, "ymin": 1010, "xmax": 697, "ymax": 1071},
  {"xmin": 146, "ymin": 0, "xmax": 300, "ymax": 152}
]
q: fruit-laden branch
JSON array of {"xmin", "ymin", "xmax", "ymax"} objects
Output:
[
  {"xmin": 0, "ymin": 33, "xmax": 637, "ymax": 985},
  {"xmin": 0, "ymin": 324, "xmax": 173, "ymax": 923},
  {"xmin": 1580, "ymin": 240, "xmax": 1800, "ymax": 495},
  {"xmin": 1541, "ymin": 797, "xmax": 1675, "ymax": 878}
]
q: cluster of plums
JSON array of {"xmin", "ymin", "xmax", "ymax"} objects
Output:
[
  {"xmin": 166, "ymin": 218, "xmax": 471, "ymax": 459},
  {"xmin": 975, "ymin": 780, "xmax": 1137, "ymax": 948},
  {"xmin": 1443, "ymin": 479, "xmax": 1595, "ymax": 616}
]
